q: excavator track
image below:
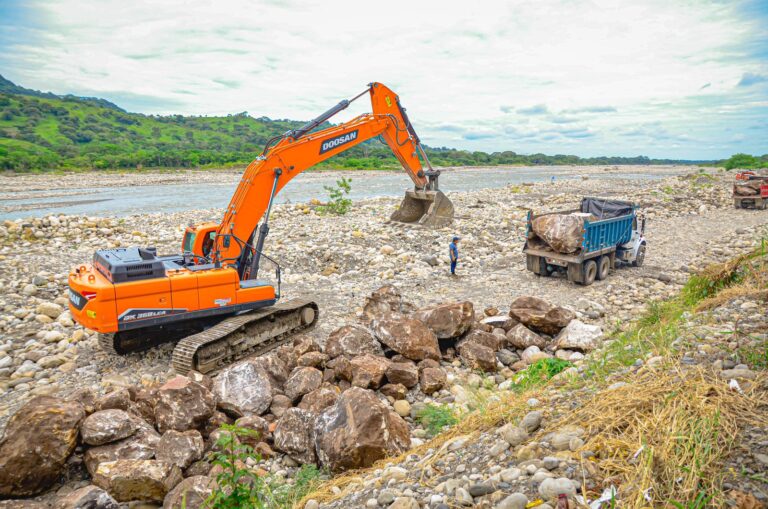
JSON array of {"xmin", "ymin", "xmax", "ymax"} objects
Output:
[
  {"xmin": 171, "ymin": 299, "xmax": 319, "ymax": 375},
  {"xmin": 98, "ymin": 321, "xmax": 207, "ymax": 356}
]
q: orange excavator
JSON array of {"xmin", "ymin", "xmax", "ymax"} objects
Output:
[{"xmin": 68, "ymin": 82, "xmax": 453, "ymax": 374}]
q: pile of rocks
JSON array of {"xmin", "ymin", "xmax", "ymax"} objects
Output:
[
  {"xmin": 306, "ymin": 293, "xmax": 768, "ymax": 509},
  {"xmin": 0, "ymin": 284, "xmax": 598, "ymax": 506}
]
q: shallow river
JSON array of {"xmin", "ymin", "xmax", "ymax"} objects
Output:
[{"xmin": 0, "ymin": 166, "xmax": 674, "ymax": 220}]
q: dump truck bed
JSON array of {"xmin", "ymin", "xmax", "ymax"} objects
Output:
[{"xmin": 523, "ymin": 198, "xmax": 636, "ymax": 263}]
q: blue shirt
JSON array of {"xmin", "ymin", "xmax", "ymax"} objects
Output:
[{"xmin": 449, "ymin": 242, "xmax": 458, "ymax": 260}]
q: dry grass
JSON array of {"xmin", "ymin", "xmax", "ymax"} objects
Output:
[
  {"xmin": 298, "ymin": 238, "xmax": 768, "ymax": 509},
  {"xmin": 559, "ymin": 366, "xmax": 768, "ymax": 508},
  {"xmin": 694, "ymin": 242, "xmax": 768, "ymax": 312}
]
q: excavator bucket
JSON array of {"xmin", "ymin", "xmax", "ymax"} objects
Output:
[{"xmin": 390, "ymin": 189, "xmax": 454, "ymax": 228}]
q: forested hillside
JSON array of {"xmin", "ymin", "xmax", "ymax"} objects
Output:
[{"xmin": 0, "ymin": 76, "xmax": 714, "ymax": 172}]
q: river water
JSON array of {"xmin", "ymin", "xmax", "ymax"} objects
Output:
[{"xmin": 0, "ymin": 166, "xmax": 676, "ymax": 220}]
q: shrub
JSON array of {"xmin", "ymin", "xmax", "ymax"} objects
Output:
[
  {"xmin": 513, "ymin": 358, "xmax": 572, "ymax": 390},
  {"xmin": 316, "ymin": 177, "xmax": 352, "ymax": 215},
  {"xmin": 206, "ymin": 425, "xmax": 327, "ymax": 509},
  {"xmin": 416, "ymin": 404, "xmax": 458, "ymax": 436}
]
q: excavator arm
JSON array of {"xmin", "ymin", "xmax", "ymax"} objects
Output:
[
  {"xmin": 186, "ymin": 82, "xmax": 453, "ymax": 276},
  {"xmin": 69, "ymin": 82, "xmax": 453, "ymax": 373}
]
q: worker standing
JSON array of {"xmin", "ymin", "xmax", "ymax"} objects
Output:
[{"xmin": 449, "ymin": 236, "xmax": 460, "ymax": 276}]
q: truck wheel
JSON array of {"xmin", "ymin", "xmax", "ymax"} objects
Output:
[
  {"xmin": 633, "ymin": 244, "xmax": 646, "ymax": 267},
  {"xmin": 734, "ymin": 198, "xmax": 741, "ymax": 209},
  {"xmin": 582, "ymin": 260, "xmax": 597, "ymax": 286},
  {"xmin": 597, "ymin": 256, "xmax": 610, "ymax": 280}
]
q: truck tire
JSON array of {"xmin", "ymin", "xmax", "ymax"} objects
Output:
[
  {"xmin": 633, "ymin": 244, "xmax": 646, "ymax": 267},
  {"xmin": 597, "ymin": 256, "xmax": 610, "ymax": 280},
  {"xmin": 734, "ymin": 198, "xmax": 741, "ymax": 209},
  {"xmin": 582, "ymin": 260, "xmax": 597, "ymax": 286}
]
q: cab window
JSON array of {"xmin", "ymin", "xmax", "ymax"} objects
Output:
[{"xmin": 182, "ymin": 232, "xmax": 196, "ymax": 253}]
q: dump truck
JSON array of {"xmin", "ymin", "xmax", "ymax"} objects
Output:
[
  {"xmin": 733, "ymin": 171, "xmax": 768, "ymax": 210},
  {"xmin": 523, "ymin": 198, "xmax": 646, "ymax": 285}
]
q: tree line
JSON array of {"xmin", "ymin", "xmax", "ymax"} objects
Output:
[{"xmin": 0, "ymin": 91, "xmax": 761, "ymax": 172}]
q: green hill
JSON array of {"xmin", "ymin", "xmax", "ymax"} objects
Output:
[{"xmin": 0, "ymin": 75, "xmax": 718, "ymax": 172}]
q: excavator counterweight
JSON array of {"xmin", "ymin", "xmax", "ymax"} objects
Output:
[{"xmin": 68, "ymin": 82, "xmax": 452, "ymax": 374}]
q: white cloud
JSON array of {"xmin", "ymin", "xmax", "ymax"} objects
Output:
[{"xmin": 1, "ymin": 0, "xmax": 767, "ymax": 158}]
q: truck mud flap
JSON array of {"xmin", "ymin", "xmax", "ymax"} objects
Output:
[
  {"xmin": 526, "ymin": 254, "xmax": 541, "ymax": 274},
  {"xmin": 567, "ymin": 262, "xmax": 583, "ymax": 284}
]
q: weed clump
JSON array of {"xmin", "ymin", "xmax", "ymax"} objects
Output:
[
  {"xmin": 416, "ymin": 404, "xmax": 458, "ymax": 437},
  {"xmin": 316, "ymin": 177, "xmax": 352, "ymax": 215}
]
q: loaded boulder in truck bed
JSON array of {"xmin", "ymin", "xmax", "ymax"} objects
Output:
[{"xmin": 529, "ymin": 198, "xmax": 635, "ymax": 255}]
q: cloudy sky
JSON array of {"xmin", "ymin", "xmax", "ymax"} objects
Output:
[{"xmin": 1, "ymin": 0, "xmax": 766, "ymax": 159}]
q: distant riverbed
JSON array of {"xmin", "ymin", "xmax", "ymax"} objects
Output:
[{"xmin": 0, "ymin": 165, "xmax": 687, "ymax": 220}]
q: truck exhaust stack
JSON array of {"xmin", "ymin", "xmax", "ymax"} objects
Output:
[{"xmin": 391, "ymin": 189, "xmax": 454, "ymax": 228}]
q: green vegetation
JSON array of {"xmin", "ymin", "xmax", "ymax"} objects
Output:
[
  {"xmin": 0, "ymin": 75, "xmax": 713, "ymax": 172},
  {"xmin": 415, "ymin": 404, "xmax": 458, "ymax": 436},
  {"xmin": 669, "ymin": 491, "xmax": 713, "ymax": 509},
  {"xmin": 207, "ymin": 425, "xmax": 325, "ymax": 509},
  {"xmin": 587, "ymin": 236, "xmax": 767, "ymax": 382},
  {"xmin": 512, "ymin": 358, "xmax": 572, "ymax": 390},
  {"xmin": 316, "ymin": 177, "xmax": 352, "ymax": 215},
  {"xmin": 720, "ymin": 153, "xmax": 768, "ymax": 170}
]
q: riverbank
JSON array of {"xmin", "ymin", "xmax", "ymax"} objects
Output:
[
  {"xmin": 0, "ymin": 165, "xmax": 765, "ymax": 507},
  {"xmin": 0, "ymin": 164, "xmax": 688, "ymax": 219}
]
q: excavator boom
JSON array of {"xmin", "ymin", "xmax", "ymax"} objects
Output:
[
  {"xmin": 210, "ymin": 82, "xmax": 452, "ymax": 265},
  {"xmin": 68, "ymin": 82, "xmax": 451, "ymax": 374}
]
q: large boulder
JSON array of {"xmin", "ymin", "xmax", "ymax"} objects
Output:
[
  {"xmin": 251, "ymin": 354, "xmax": 290, "ymax": 390},
  {"xmin": 284, "ymin": 367, "xmax": 323, "ymax": 403},
  {"xmin": 233, "ymin": 415, "xmax": 270, "ymax": 446},
  {"xmin": 457, "ymin": 341, "xmax": 498, "ymax": 372},
  {"xmin": 420, "ymin": 367, "xmax": 447, "ymax": 395},
  {"xmin": 81, "ymin": 409, "xmax": 138, "ymax": 446},
  {"xmin": 531, "ymin": 213, "xmax": 593, "ymax": 254},
  {"xmin": 734, "ymin": 180, "xmax": 762, "ymax": 196},
  {"xmin": 385, "ymin": 361, "xmax": 419, "ymax": 388},
  {"xmin": 156, "ymin": 430, "xmax": 204, "ymax": 470},
  {"xmin": 371, "ymin": 315, "xmax": 440, "ymax": 361},
  {"xmin": 506, "ymin": 324, "xmax": 548, "ymax": 349},
  {"xmin": 462, "ymin": 329, "xmax": 500, "ymax": 351},
  {"xmin": 0, "ymin": 396, "xmax": 85, "ymax": 497},
  {"xmin": 95, "ymin": 388, "xmax": 132, "ymax": 412},
  {"xmin": 314, "ymin": 387, "xmax": 410, "ymax": 472},
  {"xmin": 325, "ymin": 325, "xmax": 384, "ymax": 358},
  {"xmin": 411, "ymin": 301, "xmax": 474, "ymax": 339},
  {"xmin": 92, "ymin": 459, "xmax": 182, "ymax": 502},
  {"xmin": 84, "ymin": 418, "xmax": 160, "ymax": 476},
  {"xmin": 54, "ymin": 485, "xmax": 118, "ymax": 509},
  {"xmin": 350, "ymin": 354, "xmax": 390, "ymax": 389},
  {"xmin": 326, "ymin": 355, "xmax": 352, "ymax": 382},
  {"xmin": 555, "ymin": 320, "xmax": 602, "ymax": 352},
  {"xmin": 360, "ymin": 285, "xmax": 415, "ymax": 323},
  {"xmin": 273, "ymin": 408, "xmax": 317, "ymax": 465},
  {"xmin": 163, "ymin": 476, "xmax": 216, "ymax": 509},
  {"xmin": 298, "ymin": 385, "xmax": 340, "ymax": 415},
  {"xmin": 155, "ymin": 376, "xmax": 216, "ymax": 433},
  {"xmin": 509, "ymin": 296, "xmax": 575, "ymax": 336},
  {"xmin": 213, "ymin": 361, "xmax": 273, "ymax": 417},
  {"xmin": 131, "ymin": 387, "xmax": 159, "ymax": 426}
]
